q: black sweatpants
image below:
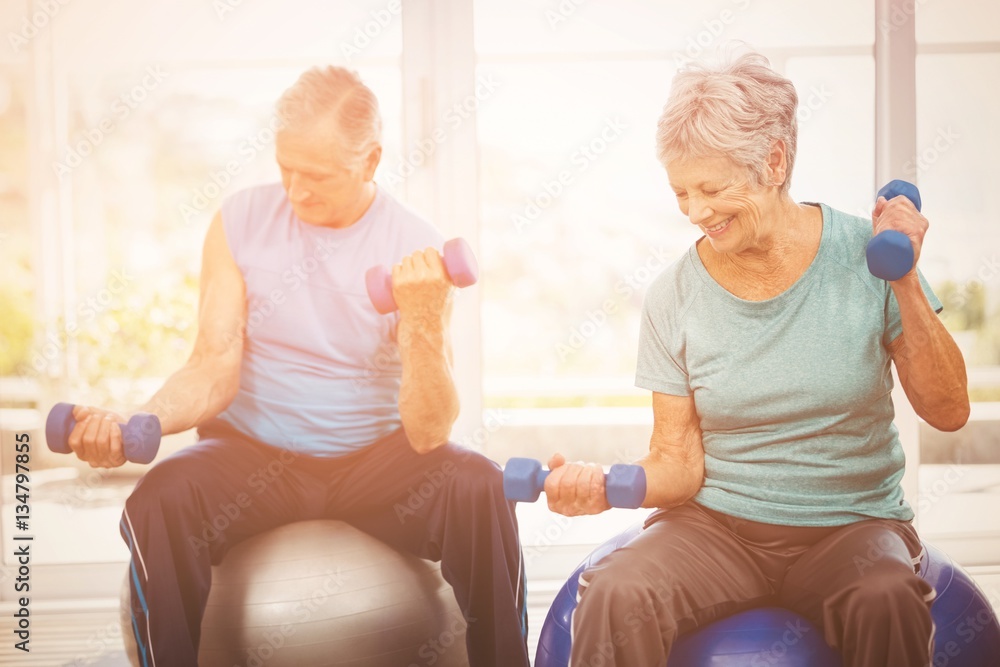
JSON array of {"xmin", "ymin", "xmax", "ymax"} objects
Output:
[
  {"xmin": 571, "ymin": 501, "xmax": 933, "ymax": 666},
  {"xmin": 120, "ymin": 420, "xmax": 529, "ymax": 666}
]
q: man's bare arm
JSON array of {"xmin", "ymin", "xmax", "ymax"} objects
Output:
[{"xmin": 138, "ymin": 212, "xmax": 247, "ymax": 435}]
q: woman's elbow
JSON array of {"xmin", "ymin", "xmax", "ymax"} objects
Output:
[
  {"xmin": 408, "ymin": 437, "xmax": 448, "ymax": 455},
  {"xmin": 924, "ymin": 399, "xmax": 971, "ymax": 433}
]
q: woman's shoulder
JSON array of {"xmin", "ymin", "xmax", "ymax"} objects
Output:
[
  {"xmin": 814, "ymin": 203, "xmax": 879, "ymax": 263},
  {"xmin": 819, "ymin": 202, "xmax": 875, "ymax": 247},
  {"xmin": 814, "ymin": 203, "xmax": 891, "ymax": 296},
  {"xmin": 642, "ymin": 244, "xmax": 706, "ymax": 315}
]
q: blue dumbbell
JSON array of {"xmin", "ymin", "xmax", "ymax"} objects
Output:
[
  {"xmin": 503, "ymin": 457, "xmax": 647, "ymax": 509},
  {"xmin": 866, "ymin": 179, "xmax": 921, "ymax": 281},
  {"xmin": 45, "ymin": 402, "xmax": 162, "ymax": 464}
]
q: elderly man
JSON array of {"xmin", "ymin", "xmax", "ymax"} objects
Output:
[
  {"xmin": 544, "ymin": 51, "xmax": 969, "ymax": 666},
  {"xmin": 67, "ymin": 66, "xmax": 529, "ymax": 666}
]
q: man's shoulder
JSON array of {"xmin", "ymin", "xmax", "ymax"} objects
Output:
[
  {"xmin": 222, "ymin": 182, "xmax": 286, "ymax": 212},
  {"xmin": 216, "ymin": 183, "xmax": 294, "ymax": 260},
  {"xmin": 375, "ymin": 185, "xmax": 445, "ymax": 247}
]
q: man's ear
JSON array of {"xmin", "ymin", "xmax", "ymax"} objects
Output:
[
  {"xmin": 362, "ymin": 145, "xmax": 382, "ymax": 181},
  {"xmin": 767, "ymin": 140, "xmax": 788, "ymax": 188}
]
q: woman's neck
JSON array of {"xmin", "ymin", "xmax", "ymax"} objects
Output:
[
  {"xmin": 701, "ymin": 198, "xmax": 823, "ymax": 299},
  {"xmin": 724, "ymin": 199, "xmax": 818, "ymax": 272}
]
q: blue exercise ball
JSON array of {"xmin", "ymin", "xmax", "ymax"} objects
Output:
[
  {"xmin": 921, "ymin": 542, "xmax": 1000, "ymax": 667},
  {"xmin": 535, "ymin": 523, "xmax": 1000, "ymax": 667}
]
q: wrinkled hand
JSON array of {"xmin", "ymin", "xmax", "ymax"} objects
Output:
[
  {"xmin": 67, "ymin": 405, "xmax": 127, "ymax": 468},
  {"xmin": 544, "ymin": 453, "xmax": 612, "ymax": 516},
  {"xmin": 391, "ymin": 248, "xmax": 453, "ymax": 320},
  {"xmin": 872, "ymin": 195, "xmax": 928, "ymax": 280}
]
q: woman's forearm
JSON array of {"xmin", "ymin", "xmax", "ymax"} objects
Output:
[
  {"xmin": 638, "ymin": 440, "xmax": 705, "ymax": 509},
  {"xmin": 891, "ymin": 274, "xmax": 970, "ymax": 431}
]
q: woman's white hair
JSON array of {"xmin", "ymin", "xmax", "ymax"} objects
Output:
[
  {"xmin": 656, "ymin": 50, "xmax": 799, "ymax": 193},
  {"xmin": 276, "ymin": 66, "xmax": 382, "ymax": 168}
]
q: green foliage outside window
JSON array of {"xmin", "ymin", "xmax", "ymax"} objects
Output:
[
  {"xmin": 0, "ymin": 287, "xmax": 34, "ymax": 377},
  {"xmin": 73, "ymin": 271, "xmax": 199, "ymax": 406}
]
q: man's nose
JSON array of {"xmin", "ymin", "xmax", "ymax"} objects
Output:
[{"xmin": 287, "ymin": 173, "xmax": 312, "ymax": 202}]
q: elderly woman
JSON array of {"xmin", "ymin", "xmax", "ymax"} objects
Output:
[{"xmin": 543, "ymin": 52, "xmax": 969, "ymax": 666}]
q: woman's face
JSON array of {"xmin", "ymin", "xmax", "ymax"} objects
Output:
[{"xmin": 666, "ymin": 155, "xmax": 771, "ymax": 255}]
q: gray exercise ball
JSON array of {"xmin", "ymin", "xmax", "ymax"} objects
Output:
[{"xmin": 120, "ymin": 520, "xmax": 469, "ymax": 666}]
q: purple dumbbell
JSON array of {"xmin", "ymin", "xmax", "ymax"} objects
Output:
[
  {"xmin": 503, "ymin": 457, "xmax": 647, "ymax": 509},
  {"xmin": 365, "ymin": 238, "xmax": 479, "ymax": 315},
  {"xmin": 45, "ymin": 402, "xmax": 161, "ymax": 464}
]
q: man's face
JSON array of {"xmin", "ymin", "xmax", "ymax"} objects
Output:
[{"xmin": 275, "ymin": 124, "xmax": 379, "ymax": 228}]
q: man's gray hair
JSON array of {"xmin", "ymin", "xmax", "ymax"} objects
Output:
[{"xmin": 277, "ymin": 66, "xmax": 382, "ymax": 168}]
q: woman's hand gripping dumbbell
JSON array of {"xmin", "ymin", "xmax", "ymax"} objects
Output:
[
  {"xmin": 504, "ymin": 455, "xmax": 647, "ymax": 513},
  {"xmin": 46, "ymin": 403, "xmax": 161, "ymax": 465},
  {"xmin": 866, "ymin": 179, "xmax": 926, "ymax": 281},
  {"xmin": 365, "ymin": 238, "xmax": 479, "ymax": 315}
]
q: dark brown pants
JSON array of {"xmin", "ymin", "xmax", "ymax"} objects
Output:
[{"xmin": 571, "ymin": 501, "xmax": 934, "ymax": 666}]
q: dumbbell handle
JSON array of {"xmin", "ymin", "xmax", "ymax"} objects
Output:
[
  {"xmin": 867, "ymin": 179, "xmax": 921, "ymax": 281},
  {"xmin": 503, "ymin": 459, "xmax": 647, "ymax": 509},
  {"xmin": 45, "ymin": 402, "xmax": 162, "ymax": 464}
]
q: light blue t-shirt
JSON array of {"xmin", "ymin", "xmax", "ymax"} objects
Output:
[
  {"xmin": 217, "ymin": 183, "xmax": 443, "ymax": 455},
  {"xmin": 636, "ymin": 203, "xmax": 942, "ymax": 526}
]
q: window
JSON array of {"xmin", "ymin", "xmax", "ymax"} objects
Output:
[
  {"xmin": 2, "ymin": 0, "xmax": 997, "ymax": 644},
  {"xmin": 1, "ymin": 0, "xmax": 405, "ymax": 576},
  {"xmin": 914, "ymin": 0, "xmax": 1000, "ymax": 565},
  {"xmin": 473, "ymin": 0, "xmax": 875, "ymax": 421},
  {"xmin": 0, "ymin": 64, "xmax": 31, "ymax": 385}
]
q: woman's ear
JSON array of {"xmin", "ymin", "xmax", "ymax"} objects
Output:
[{"xmin": 767, "ymin": 140, "xmax": 787, "ymax": 188}]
